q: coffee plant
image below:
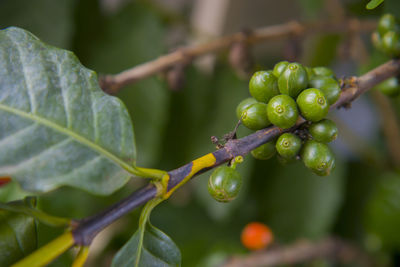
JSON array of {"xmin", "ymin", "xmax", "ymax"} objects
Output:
[{"xmin": 1, "ymin": 1, "xmax": 400, "ymax": 266}]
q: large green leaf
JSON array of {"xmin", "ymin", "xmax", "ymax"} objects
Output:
[
  {"xmin": 0, "ymin": 197, "xmax": 37, "ymax": 266},
  {"xmin": 0, "ymin": 27, "xmax": 136, "ymax": 195},
  {"xmin": 112, "ymin": 199, "xmax": 181, "ymax": 267}
]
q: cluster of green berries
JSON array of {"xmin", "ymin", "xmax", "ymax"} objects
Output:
[
  {"xmin": 372, "ymin": 14, "xmax": 400, "ymax": 98},
  {"xmin": 372, "ymin": 14, "xmax": 400, "ymax": 57},
  {"xmin": 236, "ymin": 62, "xmax": 340, "ymax": 131},
  {"xmin": 237, "ymin": 61, "xmax": 340, "ymax": 176},
  {"xmin": 208, "ymin": 62, "xmax": 341, "ymax": 203}
]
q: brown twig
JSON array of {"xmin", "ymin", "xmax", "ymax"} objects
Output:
[
  {"xmin": 73, "ymin": 59, "xmax": 400, "ymax": 246},
  {"xmin": 99, "ymin": 19, "xmax": 376, "ymax": 94},
  {"xmin": 222, "ymin": 237, "xmax": 373, "ymax": 267}
]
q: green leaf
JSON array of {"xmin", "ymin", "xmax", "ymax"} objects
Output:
[
  {"xmin": 112, "ymin": 199, "xmax": 181, "ymax": 267},
  {"xmin": 366, "ymin": 0, "xmax": 384, "ymax": 9},
  {"xmin": 0, "ymin": 196, "xmax": 70, "ymax": 227},
  {"xmin": 0, "ymin": 197, "xmax": 37, "ymax": 266},
  {"xmin": 365, "ymin": 172, "xmax": 400, "ymax": 250},
  {"xmin": 0, "ymin": 27, "xmax": 136, "ymax": 195}
]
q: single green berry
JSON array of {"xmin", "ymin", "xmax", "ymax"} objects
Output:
[
  {"xmin": 308, "ymin": 119, "xmax": 338, "ymax": 143},
  {"xmin": 382, "ymin": 31, "xmax": 400, "ymax": 56},
  {"xmin": 312, "ymin": 66, "xmax": 335, "ymax": 78},
  {"xmin": 276, "ymin": 133, "xmax": 302, "ymax": 159},
  {"xmin": 278, "ymin": 62, "xmax": 309, "ymax": 97},
  {"xmin": 301, "ymin": 140, "xmax": 335, "ymax": 176},
  {"xmin": 309, "ymin": 76, "xmax": 341, "ymax": 105},
  {"xmin": 249, "ymin": 71, "xmax": 279, "ymax": 103},
  {"xmin": 242, "ymin": 102, "xmax": 270, "ymax": 130},
  {"xmin": 378, "ymin": 14, "xmax": 399, "ymax": 35},
  {"xmin": 305, "ymin": 66, "xmax": 315, "ymax": 80},
  {"xmin": 251, "ymin": 141, "xmax": 276, "ymax": 160},
  {"xmin": 236, "ymin": 97, "xmax": 258, "ymax": 119},
  {"xmin": 267, "ymin": 95, "xmax": 299, "ymax": 129},
  {"xmin": 376, "ymin": 77, "xmax": 400, "ymax": 97},
  {"xmin": 272, "ymin": 61, "xmax": 289, "ymax": 77},
  {"xmin": 296, "ymin": 88, "xmax": 329, "ymax": 122},
  {"xmin": 208, "ymin": 166, "xmax": 242, "ymax": 202}
]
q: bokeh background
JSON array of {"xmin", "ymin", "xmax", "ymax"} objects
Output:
[{"xmin": 1, "ymin": 0, "xmax": 400, "ymax": 266}]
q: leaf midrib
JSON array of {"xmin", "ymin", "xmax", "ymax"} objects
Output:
[{"xmin": 0, "ymin": 103, "xmax": 135, "ymax": 174}]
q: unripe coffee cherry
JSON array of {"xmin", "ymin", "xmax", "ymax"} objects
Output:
[
  {"xmin": 276, "ymin": 133, "xmax": 302, "ymax": 158},
  {"xmin": 242, "ymin": 103, "xmax": 270, "ymax": 130},
  {"xmin": 267, "ymin": 95, "xmax": 299, "ymax": 129},
  {"xmin": 301, "ymin": 140, "xmax": 335, "ymax": 176},
  {"xmin": 305, "ymin": 66, "xmax": 315, "ymax": 80},
  {"xmin": 308, "ymin": 119, "xmax": 338, "ymax": 143},
  {"xmin": 382, "ymin": 31, "xmax": 400, "ymax": 56},
  {"xmin": 236, "ymin": 97, "xmax": 257, "ymax": 119},
  {"xmin": 272, "ymin": 61, "xmax": 289, "ymax": 77},
  {"xmin": 249, "ymin": 71, "xmax": 279, "ymax": 103},
  {"xmin": 376, "ymin": 77, "xmax": 400, "ymax": 97},
  {"xmin": 378, "ymin": 14, "xmax": 399, "ymax": 35},
  {"xmin": 251, "ymin": 141, "xmax": 276, "ymax": 160},
  {"xmin": 278, "ymin": 62, "xmax": 309, "ymax": 97},
  {"xmin": 312, "ymin": 66, "xmax": 335, "ymax": 78},
  {"xmin": 208, "ymin": 166, "xmax": 242, "ymax": 202},
  {"xmin": 296, "ymin": 88, "xmax": 329, "ymax": 122},
  {"xmin": 309, "ymin": 76, "xmax": 341, "ymax": 105}
]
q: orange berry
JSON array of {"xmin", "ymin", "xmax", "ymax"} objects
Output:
[
  {"xmin": 241, "ymin": 222, "xmax": 273, "ymax": 250},
  {"xmin": 0, "ymin": 177, "xmax": 11, "ymax": 187}
]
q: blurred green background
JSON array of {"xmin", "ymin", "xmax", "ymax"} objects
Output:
[{"xmin": 1, "ymin": 0, "xmax": 400, "ymax": 266}]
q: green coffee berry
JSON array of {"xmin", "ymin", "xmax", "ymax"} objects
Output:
[
  {"xmin": 382, "ymin": 31, "xmax": 400, "ymax": 56},
  {"xmin": 309, "ymin": 76, "xmax": 341, "ymax": 105},
  {"xmin": 312, "ymin": 67, "xmax": 335, "ymax": 79},
  {"xmin": 208, "ymin": 166, "xmax": 242, "ymax": 202},
  {"xmin": 309, "ymin": 119, "xmax": 338, "ymax": 143},
  {"xmin": 301, "ymin": 140, "xmax": 335, "ymax": 176},
  {"xmin": 236, "ymin": 97, "xmax": 258, "ymax": 119},
  {"xmin": 378, "ymin": 14, "xmax": 399, "ymax": 35},
  {"xmin": 296, "ymin": 88, "xmax": 329, "ymax": 122},
  {"xmin": 251, "ymin": 141, "xmax": 276, "ymax": 160},
  {"xmin": 272, "ymin": 61, "xmax": 289, "ymax": 77},
  {"xmin": 278, "ymin": 62, "xmax": 309, "ymax": 97},
  {"xmin": 276, "ymin": 133, "xmax": 302, "ymax": 159},
  {"xmin": 242, "ymin": 102, "xmax": 270, "ymax": 130},
  {"xmin": 305, "ymin": 66, "xmax": 315, "ymax": 80},
  {"xmin": 376, "ymin": 77, "xmax": 400, "ymax": 97},
  {"xmin": 249, "ymin": 71, "xmax": 279, "ymax": 103},
  {"xmin": 267, "ymin": 94, "xmax": 299, "ymax": 129}
]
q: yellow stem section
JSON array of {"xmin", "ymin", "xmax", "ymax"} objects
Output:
[
  {"xmin": 12, "ymin": 232, "xmax": 75, "ymax": 267},
  {"xmin": 164, "ymin": 153, "xmax": 216, "ymax": 198},
  {"xmin": 72, "ymin": 246, "xmax": 90, "ymax": 267}
]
